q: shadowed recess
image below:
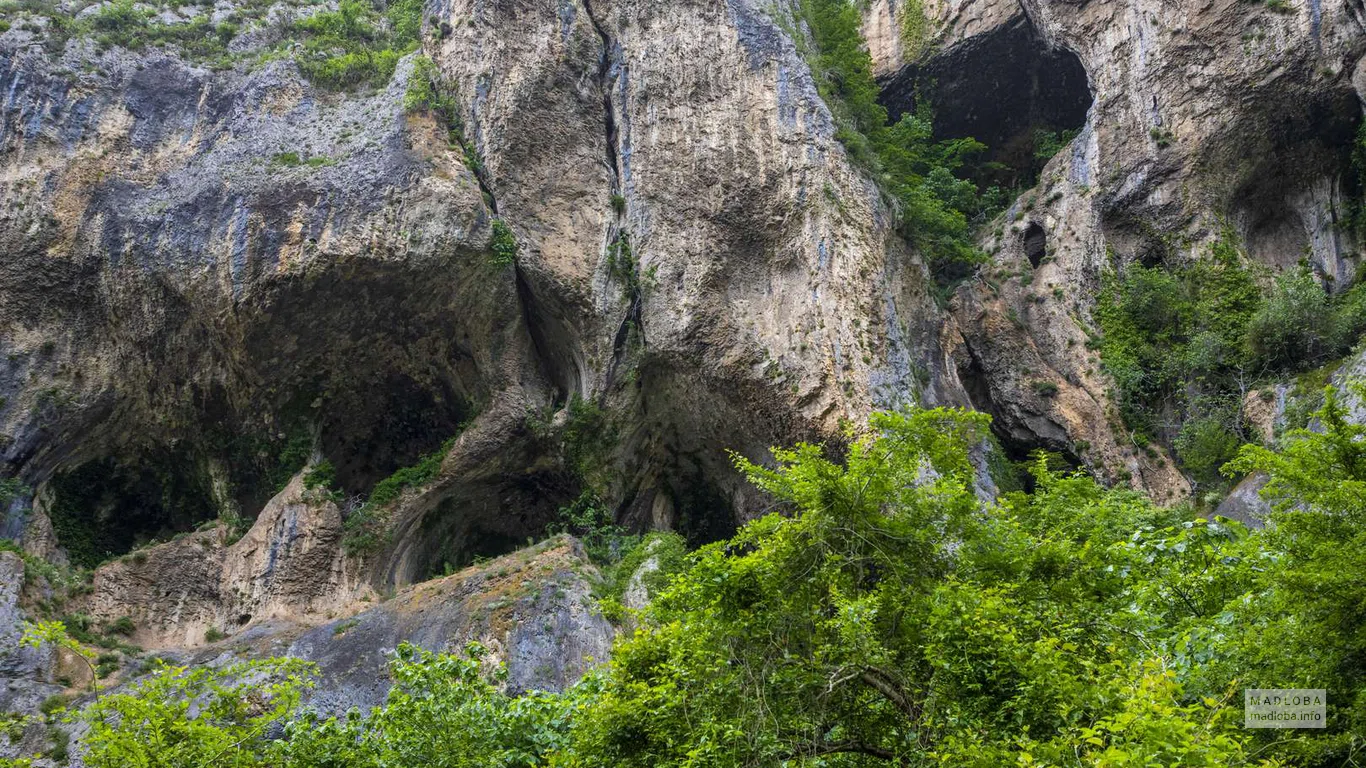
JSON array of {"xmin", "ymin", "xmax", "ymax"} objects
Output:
[{"xmin": 880, "ymin": 15, "xmax": 1092, "ymax": 189}]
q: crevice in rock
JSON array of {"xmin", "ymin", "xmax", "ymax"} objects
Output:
[
  {"xmin": 582, "ymin": 0, "xmax": 645, "ymax": 399},
  {"xmin": 582, "ymin": 0, "xmax": 623, "ymax": 190},
  {"xmin": 1023, "ymin": 222, "xmax": 1047, "ymax": 268},
  {"xmin": 879, "ymin": 15, "xmax": 1091, "ymax": 190},
  {"xmin": 955, "ymin": 342, "xmax": 1080, "ymax": 490},
  {"xmin": 515, "ymin": 265, "xmax": 577, "ymax": 405}
]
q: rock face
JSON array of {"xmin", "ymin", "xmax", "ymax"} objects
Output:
[
  {"xmin": 2, "ymin": 0, "xmax": 1366, "ymax": 746},
  {"xmin": 863, "ymin": 0, "xmax": 1366, "ymax": 500},
  {"xmin": 129, "ymin": 535, "xmax": 612, "ymax": 712},
  {"xmin": 0, "ymin": 553, "xmax": 68, "ymax": 763},
  {"xmin": 281, "ymin": 536, "xmax": 613, "ymax": 711},
  {"xmin": 0, "ymin": 0, "xmax": 975, "ymax": 592},
  {"xmin": 77, "ymin": 472, "xmax": 364, "ymax": 649}
]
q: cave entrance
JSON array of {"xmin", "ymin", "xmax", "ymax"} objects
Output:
[
  {"xmin": 879, "ymin": 15, "xmax": 1092, "ymax": 191},
  {"xmin": 47, "ymin": 450, "xmax": 218, "ymax": 569},
  {"xmin": 1218, "ymin": 88, "xmax": 1362, "ymax": 275},
  {"xmin": 1023, "ymin": 223, "xmax": 1047, "ymax": 268},
  {"xmin": 320, "ymin": 373, "xmax": 475, "ymax": 499}
]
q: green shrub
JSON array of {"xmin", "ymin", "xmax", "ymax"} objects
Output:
[
  {"xmin": 1095, "ymin": 232, "xmax": 1260, "ymax": 446},
  {"xmin": 562, "ymin": 396, "xmax": 616, "ymax": 493},
  {"xmin": 1030, "ymin": 379, "xmax": 1059, "ymax": 397},
  {"xmin": 303, "ymin": 460, "xmax": 336, "ymax": 491},
  {"xmin": 1173, "ymin": 411, "xmax": 1243, "ymax": 488},
  {"xmin": 106, "ymin": 616, "xmax": 136, "ymax": 637},
  {"xmin": 37, "ymin": 695, "xmax": 67, "ymax": 717},
  {"xmin": 598, "ymin": 531, "xmax": 688, "ymax": 615},
  {"xmin": 605, "ymin": 232, "xmax": 637, "ymax": 293},
  {"xmin": 488, "ymin": 219, "xmax": 518, "ymax": 267},
  {"xmin": 292, "ymin": 0, "xmax": 420, "ymax": 91},
  {"xmin": 546, "ymin": 492, "xmax": 631, "ymax": 567},
  {"xmin": 204, "ymin": 627, "xmax": 227, "ymax": 643},
  {"xmin": 95, "ymin": 653, "xmax": 120, "ymax": 679},
  {"xmin": 1244, "ymin": 267, "xmax": 1334, "ymax": 370},
  {"xmin": 46, "ymin": 724, "xmax": 68, "ymax": 761}
]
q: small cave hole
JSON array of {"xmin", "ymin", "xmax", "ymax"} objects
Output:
[
  {"xmin": 879, "ymin": 16, "xmax": 1092, "ymax": 191},
  {"xmin": 405, "ymin": 472, "xmax": 570, "ymax": 584},
  {"xmin": 47, "ymin": 450, "xmax": 218, "ymax": 569},
  {"xmin": 1023, "ymin": 223, "xmax": 1047, "ymax": 268}
]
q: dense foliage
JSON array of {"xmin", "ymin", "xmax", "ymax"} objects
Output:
[
  {"xmin": 1095, "ymin": 232, "xmax": 1366, "ymax": 487},
  {"xmin": 8, "ymin": 391, "xmax": 1364, "ymax": 767},
  {"xmin": 291, "ymin": 0, "xmax": 421, "ymax": 90}
]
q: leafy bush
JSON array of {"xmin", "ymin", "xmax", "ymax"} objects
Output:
[
  {"xmin": 292, "ymin": 0, "xmax": 421, "ymax": 91},
  {"xmin": 105, "ymin": 616, "xmax": 136, "ymax": 637},
  {"xmin": 1244, "ymin": 267, "xmax": 1366, "ymax": 372},
  {"xmin": 12, "ymin": 400, "xmax": 1366, "ymax": 766},
  {"xmin": 561, "ymin": 396, "xmax": 617, "ymax": 493},
  {"xmin": 487, "ymin": 219, "xmax": 518, "ymax": 267},
  {"xmin": 302, "ymin": 460, "xmax": 336, "ymax": 491},
  {"xmin": 1173, "ymin": 410, "xmax": 1243, "ymax": 487},
  {"xmin": 546, "ymin": 492, "xmax": 631, "ymax": 567},
  {"xmin": 1244, "ymin": 267, "xmax": 1335, "ymax": 370},
  {"xmin": 79, "ymin": 657, "xmax": 313, "ymax": 768},
  {"xmin": 1095, "ymin": 233, "xmax": 1261, "ymax": 448}
]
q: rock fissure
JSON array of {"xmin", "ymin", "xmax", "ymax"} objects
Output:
[{"xmin": 581, "ymin": 0, "xmax": 645, "ymax": 398}]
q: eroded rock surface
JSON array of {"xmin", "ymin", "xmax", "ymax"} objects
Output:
[
  {"xmin": 866, "ymin": 0, "xmax": 1366, "ymax": 499},
  {"xmin": 2, "ymin": 0, "xmax": 1366, "ymax": 751}
]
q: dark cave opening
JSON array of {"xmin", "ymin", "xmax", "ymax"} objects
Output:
[
  {"xmin": 319, "ymin": 373, "xmax": 475, "ymax": 499},
  {"xmin": 47, "ymin": 450, "xmax": 218, "ymax": 569},
  {"xmin": 1023, "ymin": 223, "xmax": 1047, "ymax": 268},
  {"xmin": 1219, "ymin": 88, "xmax": 1362, "ymax": 272},
  {"xmin": 408, "ymin": 471, "xmax": 570, "ymax": 583},
  {"xmin": 666, "ymin": 472, "xmax": 738, "ymax": 550},
  {"xmin": 879, "ymin": 15, "xmax": 1092, "ymax": 191}
]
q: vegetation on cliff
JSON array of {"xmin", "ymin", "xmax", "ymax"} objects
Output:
[
  {"xmin": 798, "ymin": 0, "xmax": 998, "ymax": 284},
  {"xmin": 1095, "ymin": 231, "xmax": 1366, "ymax": 489},
  {"xmin": 1, "ymin": 0, "xmax": 423, "ymax": 89},
  {"xmin": 8, "ymin": 389, "xmax": 1364, "ymax": 767}
]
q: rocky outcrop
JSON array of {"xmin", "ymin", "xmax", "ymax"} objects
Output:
[
  {"xmin": 284, "ymin": 536, "xmax": 612, "ymax": 709},
  {"xmin": 136, "ymin": 535, "xmax": 611, "ymax": 713},
  {"xmin": 77, "ymin": 472, "xmax": 366, "ymax": 648},
  {"xmin": 427, "ymin": 0, "xmax": 971, "ymax": 530},
  {"xmin": 1, "ymin": 0, "xmax": 977, "ymax": 594},
  {"xmin": 865, "ymin": 0, "xmax": 1366, "ymax": 498},
  {"xmin": 3, "ymin": 0, "xmax": 1366, "ymax": 746}
]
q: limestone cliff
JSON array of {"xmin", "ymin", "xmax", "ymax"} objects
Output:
[{"xmin": 1, "ymin": 0, "xmax": 1365, "ymax": 757}]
